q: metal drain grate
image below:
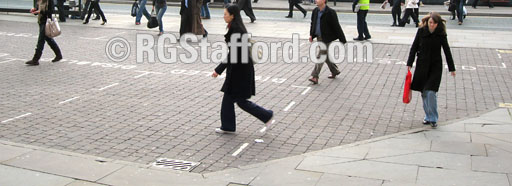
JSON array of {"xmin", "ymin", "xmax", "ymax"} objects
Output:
[{"xmin": 152, "ymin": 158, "xmax": 200, "ymax": 171}]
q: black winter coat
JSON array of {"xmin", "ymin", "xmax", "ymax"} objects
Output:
[
  {"xmin": 407, "ymin": 26, "xmax": 456, "ymax": 92},
  {"xmin": 310, "ymin": 6, "xmax": 347, "ymax": 44},
  {"xmin": 37, "ymin": 0, "xmax": 54, "ymax": 24},
  {"xmin": 215, "ymin": 22, "xmax": 256, "ymax": 99}
]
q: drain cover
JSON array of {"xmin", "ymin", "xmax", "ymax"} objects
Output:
[{"xmin": 152, "ymin": 158, "xmax": 200, "ymax": 171}]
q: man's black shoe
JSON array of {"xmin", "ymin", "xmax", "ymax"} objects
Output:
[
  {"xmin": 52, "ymin": 56, "xmax": 62, "ymax": 62},
  {"xmin": 25, "ymin": 60, "xmax": 39, "ymax": 66},
  {"xmin": 353, "ymin": 37, "xmax": 364, "ymax": 41}
]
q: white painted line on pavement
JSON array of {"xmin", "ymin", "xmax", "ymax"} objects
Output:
[
  {"xmin": 99, "ymin": 83, "xmax": 119, "ymax": 91},
  {"xmin": 1, "ymin": 113, "xmax": 32, "ymax": 123},
  {"xmin": 59, "ymin": 96, "xmax": 80, "ymax": 104},
  {"xmin": 134, "ymin": 70, "xmax": 164, "ymax": 78},
  {"xmin": 283, "ymin": 101, "xmax": 296, "ymax": 112},
  {"xmin": 0, "ymin": 53, "xmax": 9, "ymax": 58},
  {"xmin": 501, "ymin": 63, "xmax": 507, "ymax": 69},
  {"xmin": 291, "ymin": 85, "xmax": 311, "ymax": 95},
  {"xmin": 232, "ymin": 143, "xmax": 249, "ymax": 156},
  {"xmin": 259, "ymin": 126, "xmax": 267, "ymax": 133},
  {"xmin": 0, "ymin": 58, "xmax": 17, "ymax": 64}
]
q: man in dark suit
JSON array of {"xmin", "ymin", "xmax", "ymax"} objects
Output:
[
  {"xmin": 285, "ymin": 0, "xmax": 306, "ymax": 18},
  {"xmin": 391, "ymin": 0, "xmax": 401, "ymax": 26},
  {"xmin": 180, "ymin": 0, "xmax": 192, "ymax": 36},
  {"xmin": 308, "ymin": 0, "xmax": 347, "ymax": 84}
]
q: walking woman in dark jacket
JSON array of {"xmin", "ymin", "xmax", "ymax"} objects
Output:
[
  {"xmin": 211, "ymin": 5, "xmax": 274, "ymax": 133},
  {"xmin": 407, "ymin": 12, "xmax": 456, "ymax": 128},
  {"xmin": 83, "ymin": 0, "xmax": 107, "ymax": 25},
  {"xmin": 27, "ymin": 0, "xmax": 62, "ymax": 66}
]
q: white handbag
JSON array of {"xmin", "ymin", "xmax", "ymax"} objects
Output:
[{"xmin": 45, "ymin": 17, "xmax": 61, "ymax": 38}]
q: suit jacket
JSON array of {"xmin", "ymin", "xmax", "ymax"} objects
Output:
[{"xmin": 310, "ymin": 6, "xmax": 347, "ymax": 44}]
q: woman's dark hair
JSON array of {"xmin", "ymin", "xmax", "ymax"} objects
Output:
[
  {"xmin": 226, "ymin": 5, "xmax": 247, "ymax": 33},
  {"xmin": 420, "ymin": 12, "xmax": 446, "ymax": 35}
]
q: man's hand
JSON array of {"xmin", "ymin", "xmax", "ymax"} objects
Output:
[{"xmin": 212, "ymin": 71, "xmax": 219, "ymax": 78}]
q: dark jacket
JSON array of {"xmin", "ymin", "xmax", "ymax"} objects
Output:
[
  {"xmin": 153, "ymin": 0, "xmax": 167, "ymax": 8},
  {"xmin": 37, "ymin": 0, "xmax": 54, "ymax": 24},
  {"xmin": 289, "ymin": 0, "xmax": 302, "ymax": 5},
  {"xmin": 180, "ymin": 0, "xmax": 190, "ymax": 16},
  {"xmin": 215, "ymin": 22, "xmax": 256, "ymax": 99},
  {"xmin": 407, "ymin": 26, "xmax": 456, "ymax": 92},
  {"xmin": 310, "ymin": 6, "xmax": 347, "ymax": 44}
]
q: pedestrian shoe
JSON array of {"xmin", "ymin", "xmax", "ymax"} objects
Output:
[
  {"xmin": 328, "ymin": 72, "xmax": 341, "ymax": 79},
  {"xmin": 451, "ymin": 16, "xmax": 455, "ymax": 20},
  {"xmin": 265, "ymin": 115, "xmax": 274, "ymax": 129},
  {"xmin": 303, "ymin": 12, "xmax": 307, "ymax": 18},
  {"xmin": 25, "ymin": 60, "xmax": 39, "ymax": 66},
  {"xmin": 285, "ymin": 15, "xmax": 293, "ymax": 18},
  {"xmin": 135, "ymin": 22, "xmax": 141, "ymax": 25},
  {"xmin": 422, "ymin": 120, "xmax": 431, "ymax": 125},
  {"xmin": 353, "ymin": 37, "xmax": 364, "ymax": 41},
  {"xmin": 431, "ymin": 122, "xmax": 438, "ymax": 128},
  {"xmin": 364, "ymin": 36, "xmax": 371, "ymax": 40},
  {"xmin": 250, "ymin": 18, "xmax": 255, "ymax": 23},
  {"xmin": 101, "ymin": 21, "xmax": 107, "ymax": 25},
  {"xmin": 391, "ymin": 23, "xmax": 397, "ymax": 27},
  {"xmin": 215, "ymin": 128, "xmax": 235, "ymax": 134},
  {"xmin": 158, "ymin": 32, "xmax": 164, "ymax": 36},
  {"xmin": 308, "ymin": 77, "xmax": 318, "ymax": 84},
  {"xmin": 458, "ymin": 22, "xmax": 462, "ymax": 25},
  {"xmin": 83, "ymin": 20, "xmax": 89, "ymax": 24},
  {"xmin": 52, "ymin": 56, "xmax": 62, "ymax": 62}
]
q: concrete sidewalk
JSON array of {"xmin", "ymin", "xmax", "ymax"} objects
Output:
[
  {"xmin": 1, "ymin": 107, "xmax": 512, "ymax": 185},
  {"xmin": 102, "ymin": 0, "xmax": 512, "ymax": 17}
]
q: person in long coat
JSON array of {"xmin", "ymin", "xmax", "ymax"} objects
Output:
[
  {"xmin": 26, "ymin": 0, "xmax": 62, "ymax": 66},
  {"xmin": 406, "ymin": 12, "xmax": 456, "ymax": 128},
  {"xmin": 211, "ymin": 5, "xmax": 274, "ymax": 133},
  {"xmin": 180, "ymin": 0, "xmax": 206, "ymax": 37}
]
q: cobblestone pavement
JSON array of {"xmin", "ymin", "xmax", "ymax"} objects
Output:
[{"xmin": 1, "ymin": 20, "xmax": 511, "ymax": 173}]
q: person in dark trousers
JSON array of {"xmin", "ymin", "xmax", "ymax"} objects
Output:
[
  {"xmin": 81, "ymin": 0, "xmax": 100, "ymax": 20},
  {"xmin": 56, "ymin": 0, "xmax": 66, "ymax": 22},
  {"xmin": 398, "ymin": 0, "xmax": 419, "ymax": 27},
  {"xmin": 180, "ymin": 0, "xmax": 192, "ymax": 36},
  {"xmin": 285, "ymin": 0, "xmax": 307, "ymax": 18},
  {"xmin": 236, "ymin": 0, "xmax": 256, "ymax": 23},
  {"xmin": 391, "ymin": 0, "xmax": 401, "ymax": 26},
  {"xmin": 180, "ymin": 0, "xmax": 207, "ymax": 37},
  {"xmin": 212, "ymin": 5, "xmax": 274, "ymax": 134},
  {"xmin": 308, "ymin": 0, "xmax": 347, "ymax": 84},
  {"xmin": 153, "ymin": 0, "xmax": 167, "ymax": 36},
  {"xmin": 472, "ymin": 0, "xmax": 494, "ymax": 8},
  {"xmin": 352, "ymin": 0, "xmax": 371, "ymax": 40},
  {"xmin": 406, "ymin": 12, "xmax": 456, "ymax": 128},
  {"xmin": 455, "ymin": 0, "xmax": 464, "ymax": 25},
  {"xmin": 83, "ymin": 0, "xmax": 107, "ymax": 25},
  {"xmin": 26, "ymin": 0, "xmax": 62, "ymax": 66},
  {"xmin": 201, "ymin": 0, "xmax": 211, "ymax": 19}
]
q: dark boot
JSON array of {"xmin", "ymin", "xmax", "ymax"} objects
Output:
[{"xmin": 25, "ymin": 60, "xmax": 39, "ymax": 66}]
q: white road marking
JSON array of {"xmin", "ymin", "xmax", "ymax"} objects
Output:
[
  {"xmin": 99, "ymin": 83, "xmax": 119, "ymax": 91},
  {"xmin": 232, "ymin": 143, "xmax": 249, "ymax": 156},
  {"xmin": 133, "ymin": 70, "xmax": 164, "ymax": 78},
  {"xmin": 292, "ymin": 85, "xmax": 312, "ymax": 95},
  {"xmin": 0, "ymin": 58, "xmax": 18, "ymax": 64},
  {"xmin": 1, "ymin": 113, "xmax": 32, "ymax": 123},
  {"xmin": 259, "ymin": 127, "xmax": 267, "ymax": 133},
  {"xmin": 59, "ymin": 97, "xmax": 80, "ymax": 104},
  {"xmin": 501, "ymin": 63, "xmax": 507, "ymax": 68},
  {"xmin": 283, "ymin": 101, "xmax": 296, "ymax": 112}
]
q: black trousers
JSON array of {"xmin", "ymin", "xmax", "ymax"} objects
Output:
[
  {"xmin": 220, "ymin": 93, "xmax": 273, "ymax": 132},
  {"xmin": 81, "ymin": 0, "xmax": 100, "ymax": 19},
  {"xmin": 287, "ymin": 0, "xmax": 306, "ymax": 17},
  {"xmin": 85, "ymin": 1, "xmax": 106, "ymax": 22},
  {"xmin": 356, "ymin": 10, "xmax": 371, "ymax": 39},
  {"xmin": 391, "ymin": 4, "xmax": 401, "ymax": 25},
  {"xmin": 57, "ymin": 0, "xmax": 66, "ymax": 21},
  {"xmin": 399, "ymin": 9, "xmax": 419, "ymax": 26},
  {"xmin": 33, "ymin": 22, "xmax": 61, "ymax": 61},
  {"xmin": 241, "ymin": 3, "xmax": 256, "ymax": 21},
  {"xmin": 472, "ymin": 0, "xmax": 494, "ymax": 7}
]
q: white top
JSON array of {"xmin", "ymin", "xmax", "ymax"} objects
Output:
[{"xmin": 406, "ymin": 0, "xmax": 419, "ymax": 9}]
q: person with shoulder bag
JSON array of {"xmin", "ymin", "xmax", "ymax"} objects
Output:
[
  {"xmin": 406, "ymin": 12, "xmax": 456, "ymax": 128},
  {"xmin": 26, "ymin": 0, "xmax": 62, "ymax": 66}
]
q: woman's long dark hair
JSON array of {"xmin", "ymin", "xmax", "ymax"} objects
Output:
[
  {"xmin": 420, "ymin": 12, "xmax": 447, "ymax": 35},
  {"xmin": 226, "ymin": 5, "xmax": 247, "ymax": 34}
]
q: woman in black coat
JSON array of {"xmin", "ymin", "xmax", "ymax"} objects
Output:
[
  {"xmin": 212, "ymin": 5, "xmax": 274, "ymax": 133},
  {"xmin": 26, "ymin": 0, "xmax": 62, "ymax": 66},
  {"xmin": 406, "ymin": 12, "xmax": 456, "ymax": 128}
]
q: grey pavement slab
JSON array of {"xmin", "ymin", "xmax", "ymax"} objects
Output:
[
  {"xmin": 471, "ymin": 134, "xmax": 512, "ymax": 153},
  {"xmin": 372, "ymin": 152, "xmax": 472, "ymax": 171},
  {"xmin": 466, "ymin": 123, "xmax": 512, "ymax": 133},
  {"xmin": 485, "ymin": 144, "xmax": 512, "ymax": 158},
  {"xmin": 97, "ymin": 166, "xmax": 224, "ymax": 186},
  {"xmin": 477, "ymin": 108, "xmax": 512, "ymax": 123},
  {"xmin": 249, "ymin": 168, "xmax": 322, "ymax": 186},
  {"xmin": 315, "ymin": 173, "xmax": 383, "ymax": 186},
  {"xmin": 4, "ymin": 150, "xmax": 125, "ymax": 182},
  {"xmin": 365, "ymin": 148, "xmax": 427, "ymax": 159},
  {"xmin": 435, "ymin": 122, "xmax": 466, "ymax": 132},
  {"xmin": 366, "ymin": 138, "xmax": 431, "ymax": 151},
  {"xmin": 423, "ymin": 131, "xmax": 471, "ymax": 142},
  {"xmin": 308, "ymin": 145, "xmax": 369, "ymax": 159},
  {"xmin": 417, "ymin": 167, "xmax": 510, "ymax": 186},
  {"xmin": 508, "ymin": 174, "xmax": 512, "ymax": 186},
  {"xmin": 297, "ymin": 160, "xmax": 418, "ymax": 183},
  {"xmin": 0, "ymin": 143, "xmax": 32, "ymax": 162},
  {"xmin": 472, "ymin": 156, "xmax": 512, "ymax": 174},
  {"xmin": 0, "ymin": 165, "xmax": 74, "ymax": 186},
  {"xmin": 430, "ymin": 141, "xmax": 487, "ymax": 156},
  {"xmin": 66, "ymin": 180, "xmax": 107, "ymax": 186}
]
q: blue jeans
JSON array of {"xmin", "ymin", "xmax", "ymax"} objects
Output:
[
  {"xmin": 136, "ymin": 0, "xmax": 151, "ymax": 23},
  {"xmin": 156, "ymin": 6, "xmax": 167, "ymax": 32},
  {"xmin": 422, "ymin": 90, "xmax": 438, "ymax": 123},
  {"xmin": 201, "ymin": 3, "xmax": 210, "ymax": 18},
  {"xmin": 456, "ymin": 0, "xmax": 464, "ymax": 23}
]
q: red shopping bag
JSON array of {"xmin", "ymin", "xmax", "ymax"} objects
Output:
[{"xmin": 403, "ymin": 69, "xmax": 412, "ymax": 104}]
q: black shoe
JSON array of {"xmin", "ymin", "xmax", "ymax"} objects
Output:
[
  {"xmin": 250, "ymin": 18, "xmax": 255, "ymax": 23},
  {"xmin": 406, "ymin": 19, "xmax": 410, "ymax": 24},
  {"xmin": 52, "ymin": 56, "xmax": 62, "ymax": 62},
  {"xmin": 451, "ymin": 16, "xmax": 455, "ymax": 20},
  {"xmin": 391, "ymin": 23, "xmax": 397, "ymax": 26},
  {"xmin": 203, "ymin": 30, "xmax": 208, "ymax": 38},
  {"xmin": 415, "ymin": 23, "xmax": 419, "ymax": 27},
  {"xmin": 25, "ymin": 60, "xmax": 39, "ymax": 66},
  {"xmin": 93, "ymin": 16, "xmax": 100, "ymax": 20},
  {"xmin": 364, "ymin": 36, "xmax": 371, "ymax": 40},
  {"xmin": 101, "ymin": 21, "xmax": 107, "ymax": 25},
  {"xmin": 285, "ymin": 15, "xmax": 292, "ymax": 18},
  {"xmin": 353, "ymin": 37, "xmax": 364, "ymax": 41},
  {"xmin": 303, "ymin": 12, "xmax": 307, "ymax": 18},
  {"xmin": 472, "ymin": 5, "xmax": 477, "ymax": 8},
  {"xmin": 431, "ymin": 122, "xmax": 438, "ymax": 128},
  {"xmin": 83, "ymin": 20, "xmax": 89, "ymax": 24},
  {"xmin": 422, "ymin": 120, "xmax": 431, "ymax": 125}
]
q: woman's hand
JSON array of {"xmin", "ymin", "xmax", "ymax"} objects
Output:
[
  {"xmin": 309, "ymin": 36, "xmax": 313, "ymax": 43},
  {"xmin": 212, "ymin": 71, "xmax": 219, "ymax": 78},
  {"xmin": 451, "ymin": 71, "xmax": 456, "ymax": 77},
  {"xmin": 407, "ymin": 66, "xmax": 412, "ymax": 71},
  {"xmin": 30, "ymin": 8, "xmax": 36, "ymax": 13}
]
